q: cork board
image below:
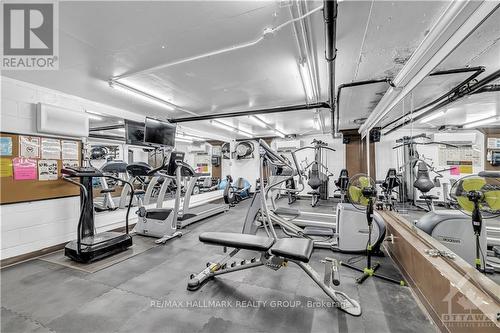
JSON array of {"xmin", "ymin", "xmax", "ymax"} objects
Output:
[{"xmin": 0, "ymin": 132, "xmax": 81, "ymax": 204}]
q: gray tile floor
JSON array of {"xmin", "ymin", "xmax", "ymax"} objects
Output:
[{"xmin": 1, "ymin": 198, "xmax": 437, "ymax": 333}]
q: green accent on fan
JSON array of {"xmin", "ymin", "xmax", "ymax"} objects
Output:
[
  {"xmin": 462, "ymin": 177, "xmax": 485, "ymax": 192},
  {"xmin": 349, "ymin": 185, "xmax": 362, "ymax": 202},
  {"xmin": 367, "ymin": 244, "xmax": 372, "ymax": 251},
  {"xmin": 359, "ymin": 176, "xmax": 370, "ymax": 188},
  {"xmin": 457, "ymin": 196, "xmax": 475, "ymax": 213},
  {"xmin": 349, "ymin": 185, "xmax": 369, "ymax": 206},
  {"xmin": 484, "ymin": 191, "xmax": 500, "ymax": 210},
  {"xmin": 363, "ymin": 268, "xmax": 374, "ymax": 276},
  {"xmin": 475, "ymin": 258, "xmax": 481, "ymax": 265}
]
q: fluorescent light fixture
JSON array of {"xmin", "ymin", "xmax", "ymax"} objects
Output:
[
  {"xmin": 463, "ymin": 116, "xmax": 500, "ymax": 129},
  {"xmin": 275, "ymin": 130, "xmax": 286, "ymax": 138},
  {"xmin": 210, "ymin": 120, "xmax": 255, "ymax": 137},
  {"xmin": 109, "ymin": 80, "xmax": 175, "ymax": 111},
  {"xmin": 249, "ymin": 115, "xmax": 268, "ymax": 128},
  {"xmin": 420, "ymin": 111, "xmax": 446, "ymax": 123},
  {"xmin": 238, "ymin": 130, "xmax": 253, "ymax": 138},
  {"xmin": 249, "ymin": 115, "xmax": 287, "ymax": 138},
  {"xmin": 210, "ymin": 120, "xmax": 235, "ymax": 131},
  {"xmin": 87, "ymin": 114, "xmax": 103, "ymax": 121},
  {"xmin": 299, "ymin": 62, "xmax": 314, "ymax": 101}
]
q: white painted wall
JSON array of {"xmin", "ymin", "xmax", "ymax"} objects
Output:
[{"xmin": 0, "ymin": 77, "xmax": 143, "ymax": 260}]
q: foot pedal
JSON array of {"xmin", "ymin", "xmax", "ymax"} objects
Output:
[
  {"xmin": 304, "ymin": 227, "xmax": 334, "ymax": 236},
  {"xmin": 321, "ymin": 257, "xmax": 340, "ymax": 286}
]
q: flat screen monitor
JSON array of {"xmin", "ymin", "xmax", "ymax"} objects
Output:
[
  {"xmin": 125, "ymin": 120, "xmax": 145, "ymax": 146},
  {"xmin": 144, "ymin": 117, "xmax": 176, "ymax": 147}
]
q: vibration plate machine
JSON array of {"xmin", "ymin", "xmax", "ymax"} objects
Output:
[{"xmin": 62, "ymin": 166, "xmax": 134, "ymax": 263}]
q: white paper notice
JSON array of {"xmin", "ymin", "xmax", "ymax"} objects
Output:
[
  {"xmin": 19, "ymin": 136, "xmax": 40, "ymax": 158},
  {"xmin": 61, "ymin": 141, "xmax": 79, "ymax": 160},
  {"xmin": 38, "ymin": 160, "xmax": 58, "ymax": 180},
  {"xmin": 41, "ymin": 138, "xmax": 61, "ymax": 159},
  {"xmin": 63, "ymin": 160, "xmax": 79, "ymax": 169}
]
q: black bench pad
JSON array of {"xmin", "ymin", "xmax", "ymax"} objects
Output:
[
  {"xmin": 199, "ymin": 232, "xmax": 274, "ymax": 252},
  {"xmin": 271, "ymin": 238, "xmax": 314, "ymax": 263}
]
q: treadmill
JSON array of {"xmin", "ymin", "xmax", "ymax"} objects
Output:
[
  {"xmin": 62, "ymin": 166, "xmax": 133, "ymax": 263},
  {"xmin": 173, "ymin": 154, "xmax": 229, "ymax": 228}
]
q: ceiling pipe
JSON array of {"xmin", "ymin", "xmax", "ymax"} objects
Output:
[
  {"xmin": 89, "ymin": 124, "xmax": 125, "ymax": 132},
  {"xmin": 473, "ymin": 84, "xmax": 500, "ymax": 94},
  {"xmin": 168, "ymin": 102, "xmax": 329, "ymax": 123},
  {"xmin": 324, "ymin": 0, "xmax": 338, "ymax": 137},
  {"xmin": 382, "ymin": 66, "xmax": 485, "ymax": 130},
  {"xmin": 384, "ymin": 68, "xmax": 500, "ymax": 135}
]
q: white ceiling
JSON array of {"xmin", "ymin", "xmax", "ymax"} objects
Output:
[
  {"xmin": 377, "ymin": 6, "xmax": 500, "ymax": 132},
  {"xmin": 4, "ymin": 1, "xmax": 497, "ymax": 140}
]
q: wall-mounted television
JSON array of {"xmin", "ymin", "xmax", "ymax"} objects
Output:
[
  {"xmin": 144, "ymin": 117, "xmax": 176, "ymax": 147},
  {"xmin": 124, "ymin": 120, "xmax": 146, "ymax": 146}
]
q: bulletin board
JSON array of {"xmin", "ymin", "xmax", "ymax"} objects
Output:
[{"xmin": 0, "ymin": 132, "xmax": 82, "ymax": 204}]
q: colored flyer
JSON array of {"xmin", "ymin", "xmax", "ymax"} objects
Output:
[
  {"xmin": 450, "ymin": 166, "xmax": 460, "ymax": 176},
  {"xmin": 61, "ymin": 141, "xmax": 79, "ymax": 160},
  {"xmin": 458, "ymin": 165, "xmax": 473, "ymax": 174},
  {"xmin": 63, "ymin": 160, "xmax": 79, "ymax": 169},
  {"xmin": 38, "ymin": 160, "xmax": 59, "ymax": 181},
  {"xmin": 41, "ymin": 138, "xmax": 61, "ymax": 160},
  {"xmin": 12, "ymin": 157, "xmax": 37, "ymax": 180},
  {"xmin": 0, "ymin": 158, "xmax": 13, "ymax": 177},
  {"xmin": 0, "ymin": 137, "xmax": 13, "ymax": 156}
]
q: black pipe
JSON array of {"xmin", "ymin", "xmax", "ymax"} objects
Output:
[
  {"xmin": 428, "ymin": 67, "xmax": 485, "ymax": 76},
  {"xmin": 168, "ymin": 102, "xmax": 329, "ymax": 123},
  {"xmin": 89, "ymin": 134, "xmax": 125, "ymax": 141},
  {"xmin": 382, "ymin": 66, "xmax": 485, "ymax": 130},
  {"xmin": 336, "ymin": 78, "xmax": 393, "ymax": 130},
  {"xmin": 385, "ymin": 68, "xmax": 500, "ymax": 135},
  {"xmin": 324, "ymin": 0, "xmax": 337, "ymax": 135},
  {"xmin": 473, "ymin": 84, "xmax": 500, "ymax": 94},
  {"xmin": 89, "ymin": 124, "xmax": 125, "ymax": 132}
]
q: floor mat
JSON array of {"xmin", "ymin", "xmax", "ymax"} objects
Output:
[{"xmin": 39, "ymin": 235, "xmax": 160, "ymax": 273}]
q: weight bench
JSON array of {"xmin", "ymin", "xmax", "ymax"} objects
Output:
[{"xmin": 187, "ymin": 232, "xmax": 361, "ymax": 316}]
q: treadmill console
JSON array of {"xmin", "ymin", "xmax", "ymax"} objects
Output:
[
  {"xmin": 166, "ymin": 151, "xmax": 185, "ymax": 175},
  {"xmin": 62, "ymin": 166, "xmax": 104, "ymax": 177}
]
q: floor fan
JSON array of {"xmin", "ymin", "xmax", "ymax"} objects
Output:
[{"xmin": 340, "ymin": 174, "xmax": 405, "ymax": 285}]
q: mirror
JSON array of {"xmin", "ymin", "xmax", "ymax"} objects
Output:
[{"xmin": 369, "ymin": 10, "xmax": 500, "ymax": 285}]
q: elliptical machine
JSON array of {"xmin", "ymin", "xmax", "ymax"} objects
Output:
[{"xmin": 133, "ymin": 152, "xmax": 187, "ymax": 244}]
